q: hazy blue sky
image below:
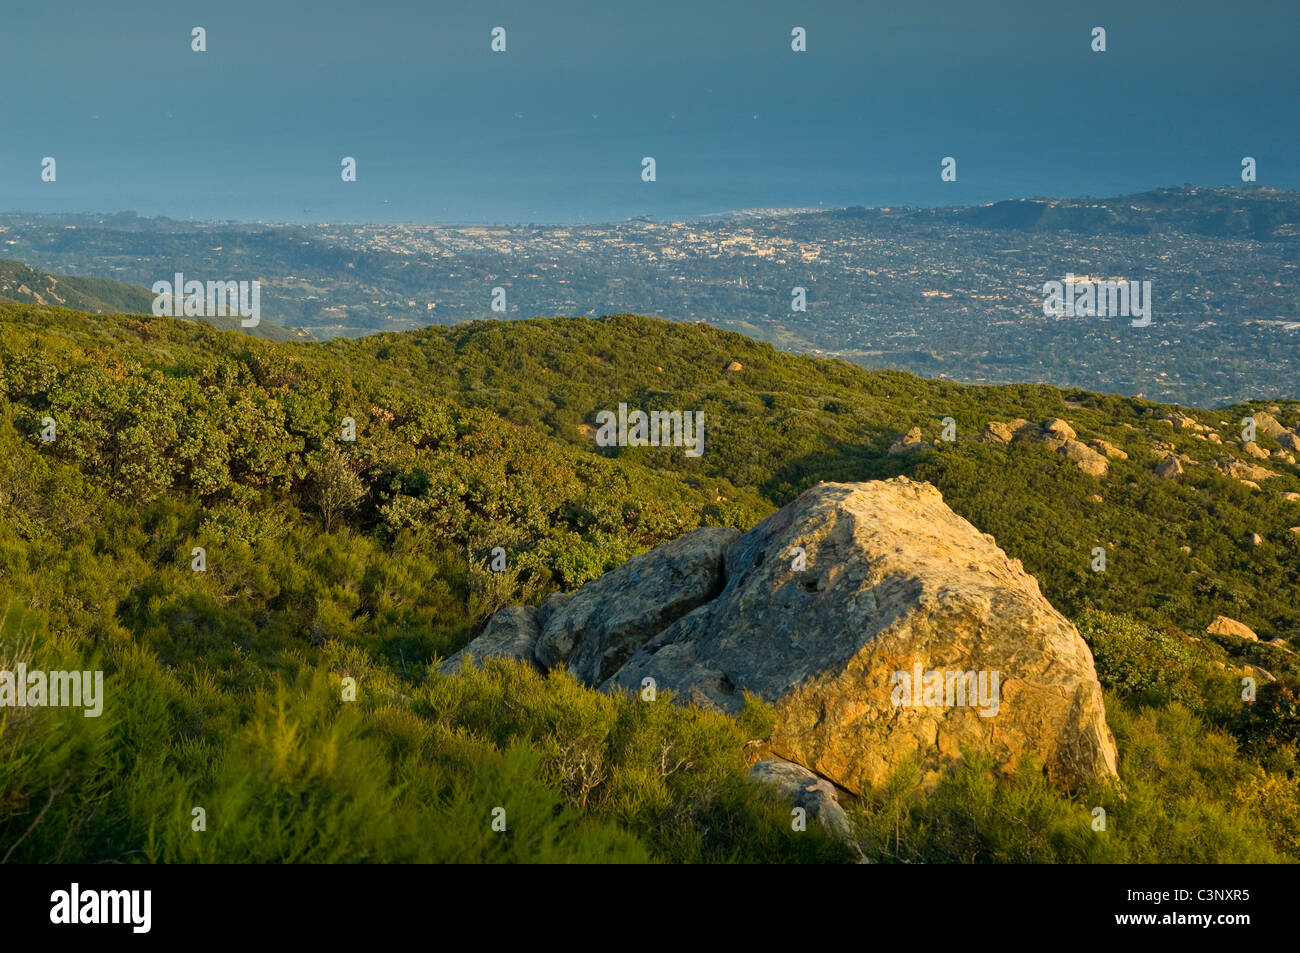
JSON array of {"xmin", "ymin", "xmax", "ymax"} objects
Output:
[{"xmin": 2, "ymin": 0, "xmax": 1296, "ymax": 222}]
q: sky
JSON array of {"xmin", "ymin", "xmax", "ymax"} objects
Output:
[{"xmin": 1, "ymin": 0, "xmax": 1296, "ymax": 223}]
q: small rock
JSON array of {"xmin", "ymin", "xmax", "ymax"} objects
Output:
[
  {"xmin": 978, "ymin": 421, "xmax": 1014, "ymax": 445},
  {"xmin": 1058, "ymin": 439, "xmax": 1108, "ymax": 476},
  {"xmin": 726, "ymin": 361, "xmax": 743, "ymax": 372},
  {"xmin": 888, "ymin": 427, "xmax": 930, "ymax": 455},
  {"xmin": 1089, "ymin": 439, "xmax": 1128, "ymax": 460},
  {"xmin": 748, "ymin": 760, "xmax": 856, "ymax": 846},
  {"xmin": 1043, "ymin": 418, "xmax": 1077, "ymax": 442},
  {"xmin": 1155, "ymin": 456, "xmax": 1183, "ymax": 479},
  {"xmin": 1249, "ymin": 533, "xmax": 1264, "ymax": 546}
]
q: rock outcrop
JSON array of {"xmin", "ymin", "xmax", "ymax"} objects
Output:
[
  {"xmin": 1207, "ymin": 616, "xmax": 1258, "ymax": 641},
  {"xmin": 1213, "ymin": 457, "xmax": 1276, "ymax": 482},
  {"xmin": 604, "ymin": 480, "xmax": 1118, "ymax": 794},
  {"xmin": 465, "ymin": 479, "xmax": 1120, "ymax": 796},
  {"xmin": 980, "ymin": 418, "xmax": 1112, "ymax": 477},
  {"xmin": 1158, "ymin": 413, "xmax": 1212, "ymax": 433},
  {"xmin": 978, "ymin": 421, "xmax": 1015, "ymax": 445},
  {"xmin": 1042, "ymin": 419, "xmax": 1077, "ymax": 443},
  {"xmin": 1251, "ymin": 412, "xmax": 1290, "ymax": 441}
]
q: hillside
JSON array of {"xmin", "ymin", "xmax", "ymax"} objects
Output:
[
  {"xmin": 2, "ymin": 300, "xmax": 1298, "ymax": 863},
  {"xmin": 0, "ymin": 258, "xmax": 155, "ymax": 314},
  {"xmin": 331, "ymin": 313, "xmax": 1300, "ymax": 641},
  {"xmin": 0, "ymin": 259, "xmax": 307, "ymax": 342}
]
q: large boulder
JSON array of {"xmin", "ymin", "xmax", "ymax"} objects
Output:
[
  {"xmin": 533, "ymin": 526, "xmax": 740, "ymax": 683},
  {"xmin": 1042, "ymin": 418, "xmax": 1077, "ymax": 444},
  {"xmin": 604, "ymin": 479, "xmax": 1119, "ymax": 794}
]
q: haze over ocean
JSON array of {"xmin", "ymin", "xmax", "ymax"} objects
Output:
[{"xmin": 2, "ymin": 0, "xmax": 1295, "ymax": 224}]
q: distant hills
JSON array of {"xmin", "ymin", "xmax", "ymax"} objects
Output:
[
  {"xmin": 0, "ymin": 259, "xmax": 308, "ymax": 341},
  {"xmin": 953, "ymin": 186, "xmax": 1300, "ymax": 240},
  {"xmin": 837, "ymin": 185, "xmax": 1300, "ymax": 241},
  {"xmin": 1, "ymin": 184, "xmax": 1296, "ymax": 405}
]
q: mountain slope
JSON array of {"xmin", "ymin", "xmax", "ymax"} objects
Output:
[
  {"xmin": 333, "ymin": 313, "xmax": 1300, "ymax": 642},
  {"xmin": 2, "ymin": 300, "xmax": 1298, "ymax": 864}
]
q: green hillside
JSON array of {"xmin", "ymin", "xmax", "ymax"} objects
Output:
[{"xmin": 2, "ymin": 300, "xmax": 1298, "ymax": 863}]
